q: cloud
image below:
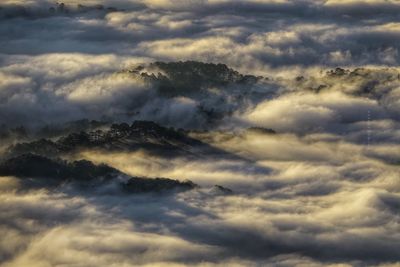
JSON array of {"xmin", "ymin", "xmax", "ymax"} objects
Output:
[
  {"xmin": 0, "ymin": 54, "xmax": 151, "ymax": 126},
  {"xmin": 1, "ymin": 148, "xmax": 399, "ymax": 266},
  {"xmin": 1, "ymin": 0, "xmax": 400, "ymax": 266},
  {"xmin": 241, "ymin": 91, "xmax": 383, "ymax": 133},
  {"xmin": 1, "ymin": 117, "xmax": 400, "ymax": 266}
]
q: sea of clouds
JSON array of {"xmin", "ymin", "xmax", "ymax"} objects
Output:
[{"xmin": 0, "ymin": 0, "xmax": 400, "ymax": 266}]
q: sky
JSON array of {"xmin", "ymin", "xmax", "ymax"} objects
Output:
[{"xmin": 0, "ymin": 1, "xmax": 400, "ymax": 266}]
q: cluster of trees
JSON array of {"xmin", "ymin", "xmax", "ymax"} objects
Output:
[
  {"xmin": 129, "ymin": 61, "xmax": 263, "ymax": 96},
  {"xmin": 9, "ymin": 121, "xmax": 196, "ymax": 157},
  {"xmin": 0, "ymin": 153, "xmax": 197, "ymax": 193},
  {"xmin": 49, "ymin": 3, "xmax": 118, "ymax": 14},
  {"xmin": 0, "ymin": 2, "xmax": 119, "ymax": 19}
]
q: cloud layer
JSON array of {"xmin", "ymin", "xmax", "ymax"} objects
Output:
[{"xmin": 1, "ymin": 0, "xmax": 400, "ymax": 266}]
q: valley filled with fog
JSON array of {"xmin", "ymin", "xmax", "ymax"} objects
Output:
[{"xmin": 0, "ymin": 1, "xmax": 399, "ymax": 266}]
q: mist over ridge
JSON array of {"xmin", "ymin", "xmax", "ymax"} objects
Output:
[{"xmin": 0, "ymin": 1, "xmax": 400, "ymax": 266}]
